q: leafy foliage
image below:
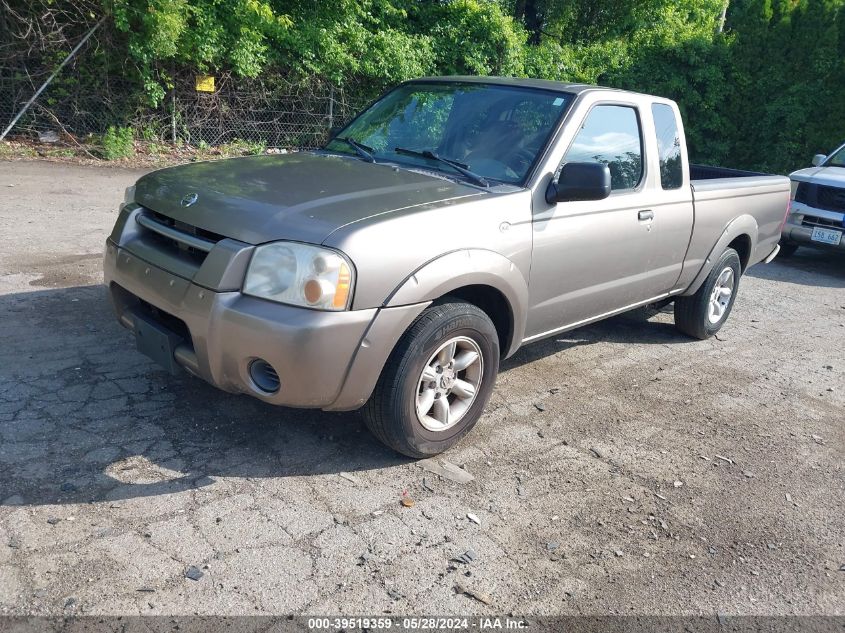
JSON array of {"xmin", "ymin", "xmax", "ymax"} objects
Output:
[
  {"xmin": 724, "ymin": 0, "xmax": 845, "ymax": 172},
  {"xmin": 3, "ymin": 0, "xmax": 843, "ymax": 172},
  {"xmin": 101, "ymin": 125, "xmax": 135, "ymax": 160},
  {"xmin": 411, "ymin": 0, "xmax": 527, "ymax": 76},
  {"xmin": 513, "ymin": 0, "xmax": 844, "ymax": 171},
  {"xmin": 109, "ymin": 0, "xmax": 293, "ymax": 104}
]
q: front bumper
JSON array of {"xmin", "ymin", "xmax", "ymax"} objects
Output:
[
  {"xmin": 782, "ymin": 202, "xmax": 845, "ymax": 251},
  {"xmin": 104, "ymin": 240, "xmax": 426, "ymax": 411}
]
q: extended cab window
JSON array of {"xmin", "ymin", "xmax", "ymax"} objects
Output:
[
  {"xmin": 565, "ymin": 105, "xmax": 643, "ymax": 191},
  {"xmin": 652, "ymin": 103, "xmax": 683, "ymax": 189}
]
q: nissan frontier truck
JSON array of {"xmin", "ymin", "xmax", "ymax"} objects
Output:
[{"xmin": 104, "ymin": 77, "xmax": 789, "ymax": 457}]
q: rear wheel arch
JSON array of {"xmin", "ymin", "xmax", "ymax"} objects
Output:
[
  {"xmin": 727, "ymin": 234, "xmax": 752, "ymax": 271},
  {"xmin": 683, "ymin": 216, "xmax": 758, "ymax": 296},
  {"xmin": 675, "ymin": 247, "xmax": 742, "ymax": 339}
]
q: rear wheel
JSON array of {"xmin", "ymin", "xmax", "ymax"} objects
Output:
[
  {"xmin": 674, "ymin": 248, "xmax": 741, "ymax": 339},
  {"xmin": 362, "ymin": 300, "xmax": 499, "ymax": 458}
]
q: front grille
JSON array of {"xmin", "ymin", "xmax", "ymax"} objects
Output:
[
  {"xmin": 817, "ymin": 185, "xmax": 845, "ymax": 213},
  {"xmin": 794, "ymin": 182, "xmax": 845, "ymax": 213},
  {"xmin": 794, "ymin": 182, "xmax": 810, "ymax": 204},
  {"xmin": 802, "ymin": 215, "xmax": 844, "ymax": 230},
  {"xmin": 151, "ymin": 211, "xmax": 225, "ymax": 243},
  {"xmin": 136, "ymin": 210, "xmax": 223, "ymax": 264}
]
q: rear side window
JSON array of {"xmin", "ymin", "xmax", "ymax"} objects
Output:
[
  {"xmin": 565, "ymin": 105, "xmax": 643, "ymax": 191},
  {"xmin": 651, "ymin": 103, "xmax": 683, "ymax": 190}
]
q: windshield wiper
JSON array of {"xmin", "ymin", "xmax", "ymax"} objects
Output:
[
  {"xmin": 394, "ymin": 147, "xmax": 489, "ymax": 187},
  {"xmin": 333, "ymin": 137, "xmax": 376, "ymax": 163}
]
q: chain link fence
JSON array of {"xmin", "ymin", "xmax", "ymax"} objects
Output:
[
  {"xmin": 164, "ymin": 71, "xmax": 373, "ymax": 148},
  {"xmin": 0, "ymin": 2, "xmax": 379, "ymax": 153},
  {"xmin": 0, "ymin": 65, "xmax": 376, "ymax": 150}
]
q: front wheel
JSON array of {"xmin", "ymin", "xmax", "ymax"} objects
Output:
[
  {"xmin": 362, "ymin": 300, "xmax": 499, "ymax": 458},
  {"xmin": 674, "ymin": 248, "xmax": 741, "ymax": 340}
]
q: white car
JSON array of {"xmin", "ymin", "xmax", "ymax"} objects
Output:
[{"xmin": 781, "ymin": 142, "xmax": 845, "ymax": 255}]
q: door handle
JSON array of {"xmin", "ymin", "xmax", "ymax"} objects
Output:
[{"xmin": 638, "ymin": 210, "xmax": 654, "ymax": 221}]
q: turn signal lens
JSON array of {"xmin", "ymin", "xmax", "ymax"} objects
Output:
[{"xmin": 333, "ymin": 263, "xmax": 352, "ymax": 309}]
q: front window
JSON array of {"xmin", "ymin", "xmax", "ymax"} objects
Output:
[
  {"xmin": 826, "ymin": 144, "xmax": 845, "ymax": 167},
  {"xmin": 564, "ymin": 104, "xmax": 644, "ymax": 191},
  {"xmin": 324, "ymin": 82, "xmax": 574, "ymax": 185}
]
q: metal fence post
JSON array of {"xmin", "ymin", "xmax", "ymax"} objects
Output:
[
  {"xmin": 328, "ymin": 85, "xmax": 334, "ymax": 130},
  {"xmin": 171, "ymin": 89, "xmax": 177, "ymax": 144},
  {"xmin": 0, "ymin": 15, "xmax": 106, "ymax": 141}
]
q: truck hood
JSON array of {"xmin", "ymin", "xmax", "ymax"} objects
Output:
[
  {"xmin": 134, "ymin": 153, "xmax": 482, "ymax": 245},
  {"xmin": 790, "ymin": 165, "xmax": 845, "ymax": 188}
]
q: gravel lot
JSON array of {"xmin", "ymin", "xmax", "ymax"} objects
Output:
[{"xmin": 0, "ymin": 160, "xmax": 843, "ymax": 617}]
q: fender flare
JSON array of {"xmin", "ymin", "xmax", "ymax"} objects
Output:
[
  {"xmin": 384, "ymin": 249, "xmax": 528, "ymax": 357},
  {"xmin": 682, "ymin": 214, "xmax": 758, "ymax": 296}
]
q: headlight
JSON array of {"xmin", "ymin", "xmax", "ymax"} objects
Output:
[{"xmin": 243, "ymin": 242, "xmax": 355, "ymax": 311}]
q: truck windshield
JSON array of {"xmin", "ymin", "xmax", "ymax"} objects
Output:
[
  {"xmin": 324, "ymin": 82, "xmax": 573, "ymax": 185},
  {"xmin": 826, "ymin": 144, "xmax": 845, "ymax": 167}
]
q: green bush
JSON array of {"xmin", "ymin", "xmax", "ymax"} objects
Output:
[
  {"xmin": 6, "ymin": 0, "xmax": 841, "ymax": 172},
  {"xmin": 222, "ymin": 138, "xmax": 267, "ymax": 156},
  {"xmin": 101, "ymin": 126, "xmax": 135, "ymax": 160}
]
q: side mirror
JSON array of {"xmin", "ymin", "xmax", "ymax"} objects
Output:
[
  {"xmin": 327, "ymin": 126, "xmax": 342, "ymax": 140},
  {"xmin": 546, "ymin": 162, "xmax": 612, "ymax": 204},
  {"xmin": 811, "ymin": 154, "xmax": 827, "ymax": 167}
]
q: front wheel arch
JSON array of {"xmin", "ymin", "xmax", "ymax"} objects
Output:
[
  {"xmin": 384, "ymin": 249, "xmax": 528, "ymax": 357},
  {"xmin": 436, "ymin": 285, "xmax": 513, "ymax": 359}
]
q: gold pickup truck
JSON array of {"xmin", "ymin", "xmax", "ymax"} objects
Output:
[{"xmin": 105, "ymin": 77, "xmax": 789, "ymax": 457}]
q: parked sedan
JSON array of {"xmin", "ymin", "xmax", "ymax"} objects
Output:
[{"xmin": 781, "ymin": 142, "xmax": 845, "ymax": 256}]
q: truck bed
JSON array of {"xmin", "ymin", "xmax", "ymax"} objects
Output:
[{"xmin": 681, "ymin": 165, "xmax": 790, "ymax": 289}]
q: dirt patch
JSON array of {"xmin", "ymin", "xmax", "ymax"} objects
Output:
[
  {"xmin": 25, "ymin": 254, "xmax": 103, "ymax": 288},
  {"xmin": 1, "ymin": 137, "xmax": 293, "ymax": 170}
]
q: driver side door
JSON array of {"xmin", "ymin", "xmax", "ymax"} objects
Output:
[{"xmin": 525, "ymin": 102, "xmax": 658, "ymax": 340}]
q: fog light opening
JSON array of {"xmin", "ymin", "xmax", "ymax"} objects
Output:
[{"xmin": 249, "ymin": 359, "xmax": 280, "ymax": 394}]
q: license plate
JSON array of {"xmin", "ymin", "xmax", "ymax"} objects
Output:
[
  {"xmin": 133, "ymin": 312, "xmax": 183, "ymax": 374},
  {"xmin": 810, "ymin": 226, "xmax": 842, "ymax": 245}
]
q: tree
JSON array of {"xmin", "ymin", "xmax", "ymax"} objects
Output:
[{"xmin": 726, "ymin": 0, "xmax": 844, "ymax": 170}]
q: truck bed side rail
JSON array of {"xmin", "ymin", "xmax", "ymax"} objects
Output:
[{"xmin": 690, "ymin": 164, "xmax": 769, "ymax": 180}]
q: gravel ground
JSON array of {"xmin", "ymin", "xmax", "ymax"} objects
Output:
[{"xmin": 0, "ymin": 160, "xmax": 843, "ymax": 617}]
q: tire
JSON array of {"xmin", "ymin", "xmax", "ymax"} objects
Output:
[
  {"xmin": 674, "ymin": 248, "xmax": 742, "ymax": 340},
  {"xmin": 362, "ymin": 300, "xmax": 499, "ymax": 458},
  {"xmin": 778, "ymin": 242, "xmax": 799, "ymax": 258}
]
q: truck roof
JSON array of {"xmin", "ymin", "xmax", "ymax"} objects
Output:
[{"xmin": 410, "ymin": 75, "xmax": 629, "ymax": 96}]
